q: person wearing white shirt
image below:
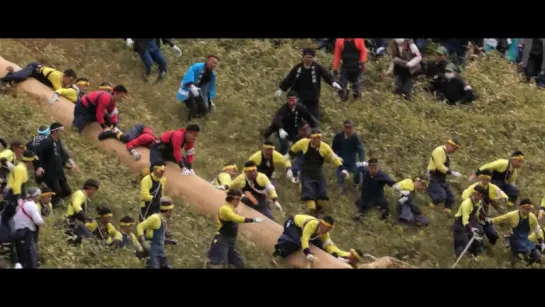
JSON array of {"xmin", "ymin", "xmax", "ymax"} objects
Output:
[{"xmin": 13, "ymin": 187, "xmax": 44, "ymax": 269}]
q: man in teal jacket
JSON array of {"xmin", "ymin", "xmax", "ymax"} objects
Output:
[{"xmin": 176, "ymin": 55, "xmax": 218, "ymax": 121}]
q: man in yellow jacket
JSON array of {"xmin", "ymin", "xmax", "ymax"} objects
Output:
[
  {"xmin": 462, "ymin": 169, "xmax": 507, "ymax": 246},
  {"xmin": 471, "ymin": 151, "xmax": 524, "ymax": 207},
  {"xmin": 247, "ymin": 140, "xmax": 292, "ymax": 180},
  {"xmin": 395, "ymin": 176, "xmax": 429, "ymax": 226},
  {"xmin": 272, "ymin": 214, "xmax": 360, "ymax": 266},
  {"xmin": 452, "ymin": 184, "xmax": 486, "ymax": 258},
  {"xmin": 426, "ymin": 137, "xmax": 462, "ymax": 215},
  {"xmin": 139, "ymin": 162, "xmax": 167, "ymax": 222},
  {"xmin": 491, "ymin": 199, "xmax": 543, "ymax": 265},
  {"xmin": 211, "ymin": 161, "xmax": 238, "ymax": 190}
]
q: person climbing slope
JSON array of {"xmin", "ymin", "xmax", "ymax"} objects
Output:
[
  {"xmin": 227, "ymin": 161, "xmax": 282, "ymax": 220},
  {"xmin": 49, "ymin": 76, "xmax": 90, "ymax": 104},
  {"xmin": 331, "ymin": 120, "xmax": 365, "ymax": 193},
  {"xmin": 136, "ymin": 198, "xmax": 175, "ymax": 269},
  {"xmin": 354, "ymin": 158, "xmax": 397, "ymax": 221},
  {"xmin": 37, "ymin": 187, "xmax": 54, "ymax": 218},
  {"xmin": 207, "ymin": 189, "xmax": 262, "ymax": 268},
  {"xmin": 139, "ymin": 162, "xmax": 167, "ymax": 222},
  {"xmin": 25, "ymin": 125, "xmax": 50, "ymax": 152},
  {"xmin": 395, "ymin": 176, "xmax": 429, "ymax": 226},
  {"xmin": 426, "ymin": 137, "xmax": 462, "ymax": 215},
  {"xmin": 0, "ymin": 140, "xmax": 20, "ymax": 191},
  {"xmin": 34, "ymin": 123, "xmax": 75, "ymax": 208},
  {"xmin": 247, "ymin": 140, "xmax": 292, "ymax": 180},
  {"xmin": 287, "ymin": 128, "xmax": 347, "ymax": 216},
  {"xmin": 211, "ymin": 162, "xmax": 238, "ymax": 190},
  {"xmin": 12, "ymin": 187, "xmax": 44, "ymax": 269},
  {"xmin": 72, "ymin": 85, "xmax": 128, "ymax": 134},
  {"xmin": 452, "ymin": 185, "xmax": 486, "ymax": 258},
  {"xmin": 272, "ymin": 214, "xmax": 355, "ymax": 266},
  {"xmin": 491, "ymin": 199, "xmax": 544, "ymax": 265},
  {"xmin": 64, "ymin": 179, "xmax": 100, "ymax": 245},
  {"xmin": 428, "ymin": 63, "xmax": 477, "ymax": 105},
  {"xmin": 263, "ymin": 90, "xmax": 318, "ymax": 155},
  {"xmin": 149, "ymin": 124, "xmax": 200, "ymax": 176},
  {"xmin": 290, "ymin": 121, "xmax": 311, "ymax": 184},
  {"xmin": 98, "ymin": 123, "xmax": 158, "ymax": 161},
  {"xmin": 176, "ymin": 55, "xmax": 218, "ymax": 121},
  {"xmin": 117, "ymin": 216, "xmax": 145, "ymax": 258},
  {"xmin": 462, "ymin": 169, "xmax": 507, "ymax": 246},
  {"xmin": 0, "ymin": 63, "xmax": 77, "ymax": 99},
  {"xmin": 275, "ymin": 48, "xmax": 341, "ymax": 119},
  {"xmin": 332, "ymin": 38, "xmax": 368, "ymax": 101},
  {"xmin": 85, "ymin": 207, "xmax": 122, "ymax": 245},
  {"xmin": 470, "ymin": 151, "xmax": 524, "ymax": 207},
  {"xmin": 382, "ymin": 39, "xmax": 422, "ymax": 100},
  {"xmin": 126, "ymin": 38, "xmax": 182, "ymax": 81},
  {"xmin": 5, "ymin": 150, "xmax": 37, "ymax": 203}
]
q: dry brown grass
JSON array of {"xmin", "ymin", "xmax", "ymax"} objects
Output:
[{"xmin": 1, "ymin": 38, "xmax": 544, "ymax": 268}]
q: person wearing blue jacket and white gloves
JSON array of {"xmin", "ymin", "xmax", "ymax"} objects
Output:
[{"xmin": 176, "ymin": 55, "xmax": 219, "ymax": 121}]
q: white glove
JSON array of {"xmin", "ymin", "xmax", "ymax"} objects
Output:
[
  {"xmin": 471, "ymin": 227, "xmax": 480, "ymax": 236},
  {"xmin": 286, "ymin": 169, "xmax": 293, "ymax": 180},
  {"xmin": 485, "ymin": 217, "xmax": 492, "ymax": 224},
  {"xmin": 275, "ymin": 89, "xmax": 283, "ymax": 97},
  {"xmin": 332, "ymin": 82, "xmax": 342, "ymax": 90},
  {"xmin": 283, "ymin": 154, "xmax": 291, "ymax": 161},
  {"xmin": 338, "ymin": 157, "xmax": 344, "ymax": 163},
  {"xmin": 253, "ymin": 217, "xmax": 263, "ymax": 223},
  {"xmin": 342, "ymin": 170, "xmax": 349, "ymax": 179},
  {"xmin": 376, "ymin": 47, "xmax": 385, "ymax": 55},
  {"xmin": 188, "ymin": 169, "xmax": 196, "ymax": 176},
  {"xmin": 190, "ymin": 85, "xmax": 200, "ymax": 97},
  {"xmin": 541, "ymin": 242, "xmax": 545, "ymax": 251},
  {"xmin": 172, "ymin": 45, "xmax": 182, "ymax": 57},
  {"xmin": 14, "ymin": 263, "xmax": 22, "ymax": 269},
  {"xmin": 126, "ymin": 38, "xmax": 134, "ymax": 48},
  {"xmin": 112, "ymin": 127, "xmax": 121, "ymax": 134},
  {"xmin": 278, "ymin": 129, "xmax": 288, "ymax": 139},
  {"xmin": 214, "ymin": 185, "xmax": 227, "ymax": 190},
  {"xmin": 305, "ymin": 253, "xmax": 317, "ymax": 262},
  {"xmin": 130, "ymin": 149, "xmax": 141, "ymax": 161},
  {"xmin": 400, "ymin": 190, "xmax": 411, "ymax": 197},
  {"xmin": 181, "ymin": 168, "xmax": 192, "ymax": 176},
  {"xmin": 49, "ymin": 92, "xmax": 60, "ymax": 104},
  {"xmin": 451, "ymin": 171, "xmax": 462, "ymax": 178},
  {"xmin": 210, "ymin": 102, "xmax": 216, "ymax": 110},
  {"xmin": 399, "ymin": 196, "xmax": 409, "ymax": 204},
  {"xmin": 5, "ymin": 161, "xmax": 15, "ymax": 171},
  {"xmin": 392, "ymin": 183, "xmax": 401, "ymax": 191},
  {"xmin": 273, "ymin": 200, "xmax": 283, "ymax": 211}
]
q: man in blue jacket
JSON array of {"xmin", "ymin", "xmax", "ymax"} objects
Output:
[
  {"xmin": 176, "ymin": 55, "xmax": 218, "ymax": 121},
  {"xmin": 354, "ymin": 158, "xmax": 397, "ymax": 221},
  {"xmin": 331, "ymin": 120, "xmax": 365, "ymax": 193}
]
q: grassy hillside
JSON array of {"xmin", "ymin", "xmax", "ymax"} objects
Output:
[{"xmin": 1, "ymin": 38, "xmax": 544, "ymax": 268}]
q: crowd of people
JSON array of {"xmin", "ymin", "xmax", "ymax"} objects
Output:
[{"xmin": 0, "ymin": 38, "xmax": 544, "ymax": 269}]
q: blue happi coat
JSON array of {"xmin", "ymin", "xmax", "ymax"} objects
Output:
[{"xmin": 176, "ymin": 62, "xmax": 216, "ymax": 106}]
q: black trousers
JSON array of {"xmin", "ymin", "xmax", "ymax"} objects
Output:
[
  {"xmin": 299, "ymin": 97, "xmax": 320, "ymax": 119},
  {"xmin": 44, "ymin": 174, "xmax": 72, "ymax": 207},
  {"xmin": 184, "ymin": 95, "xmax": 210, "ymax": 121},
  {"xmin": 14, "ymin": 228, "xmax": 38, "ymax": 269}
]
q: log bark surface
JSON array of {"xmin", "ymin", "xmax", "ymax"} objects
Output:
[{"xmin": 0, "ymin": 56, "xmax": 350, "ymax": 269}]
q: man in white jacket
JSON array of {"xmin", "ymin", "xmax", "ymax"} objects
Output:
[{"xmin": 13, "ymin": 187, "xmax": 44, "ymax": 269}]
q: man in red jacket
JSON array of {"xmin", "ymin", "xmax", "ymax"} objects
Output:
[
  {"xmin": 98, "ymin": 123, "xmax": 158, "ymax": 161},
  {"xmin": 149, "ymin": 124, "xmax": 200, "ymax": 175},
  {"xmin": 332, "ymin": 38, "xmax": 368, "ymax": 101},
  {"xmin": 72, "ymin": 85, "xmax": 128, "ymax": 133}
]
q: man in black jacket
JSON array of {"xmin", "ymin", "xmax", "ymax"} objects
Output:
[
  {"xmin": 275, "ymin": 48, "xmax": 341, "ymax": 119},
  {"xmin": 34, "ymin": 123, "xmax": 75, "ymax": 208},
  {"xmin": 428, "ymin": 63, "xmax": 477, "ymax": 105},
  {"xmin": 263, "ymin": 91, "xmax": 319, "ymax": 155},
  {"xmin": 125, "ymin": 38, "xmax": 182, "ymax": 82}
]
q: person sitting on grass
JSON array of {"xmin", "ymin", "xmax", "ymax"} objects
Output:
[
  {"xmin": 117, "ymin": 216, "xmax": 145, "ymax": 258},
  {"xmin": 427, "ymin": 63, "xmax": 477, "ymax": 105},
  {"xmin": 85, "ymin": 206, "xmax": 122, "ymax": 245}
]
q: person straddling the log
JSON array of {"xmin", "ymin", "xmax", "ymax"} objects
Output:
[
  {"xmin": 139, "ymin": 162, "xmax": 166, "ymax": 222},
  {"xmin": 491, "ymin": 199, "xmax": 544, "ymax": 265},
  {"xmin": 470, "ymin": 151, "xmax": 524, "ymax": 207},
  {"xmin": 126, "ymin": 38, "xmax": 182, "ymax": 81},
  {"xmin": 452, "ymin": 185, "xmax": 486, "ymax": 258},
  {"xmin": 354, "ymin": 158, "xmax": 397, "ymax": 221},
  {"xmin": 37, "ymin": 187, "xmax": 54, "ymax": 218},
  {"xmin": 428, "ymin": 63, "xmax": 477, "ymax": 105},
  {"xmin": 207, "ymin": 189, "xmax": 263, "ymax": 268},
  {"xmin": 275, "ymin": 48, "xmax": 341, "ymax": 119},
  {"xmin": 272, "ymin": 214, "xmax": 355, "ymax": 266},
  {"xmin": 395, "ymin": 176, "xmax": 429, "ymax": 226},
  {"xmin": 263, "ymin": 90, "xmax": 318, "ymax": 155},
  {"xmin": 72, "ymin": 85, "xmax": 128, "ymax": 134},
  {"xmin": 382, "ymin": 39, "xmax": 422, "ymax": 100},
  {"xmin": 64, "ymin": 179, "xmax": 100, "ymax": 245},
  {"xmin": 136, "ymin": 198, "xmax": 175, "ymax": 269},
  {"xmin": 149, "ymin": 124, "xmax": 200, "ymax": 176},
  {"xmin": 288, "ymin": 128, "xmax": 347, "ymax": 216},
  {"xmin": 5, "ymin": 150, "xmax": 37, "ymax": 203},
  {"xmin": 85, "ymin": 206, "xmax": 122, "ymax": 245},
  {"xmin": 49, "ymin": 76, "xmax": 90, "ymax": 104},
  {"xmin": 98, "ymin": 123, "xmax": 158, "ymax": 161},
  {"xmin": 462, "ymin": 169, "xmax": 507, "ymax": 246},
  {"xmin": 332, "ymin": 38, "xmax": 368, "ymax": 101},
  {"xmin": 426, "ymin": 137, "xmax": 462, "ymax": 216},
  {"xmin": 176, "ymin": 55, "xmax": 218, "ymax": 121},
  {"xmin": 211, "ymin": 162, "xmax": 238, "ymax": 191},
  {"xmin": 227, "ymin": 161, "xmax": 282, "ymax": 220},
  {"xmin": 331, "ymin": 120, "xmax": 365, "ymax": 194},
  {"xmin": 0, "ymin": 62, "xmax": 77, "ymax": 97},
  {"xmin": 290, "ymin": 121, "xmax": 311, "ymax": 184},
  {"xmin": 34, "ymin": 123, "xmax": 75, "ymax": 208},
  {"xmin": 12, "ymin": 187, "xmax": 44, "ymax": 269},
  {"xmin": 247, "ymin": 140, "xmax": 292, "ymax": 181},
  {"xmin": 117, "ymin": 216, "xmax": 145, "ymax": 257}
]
